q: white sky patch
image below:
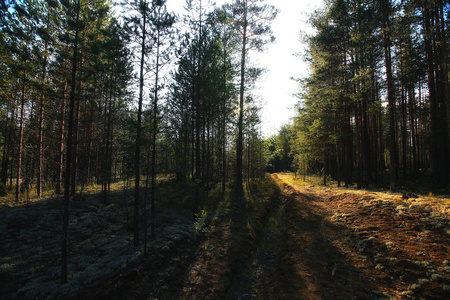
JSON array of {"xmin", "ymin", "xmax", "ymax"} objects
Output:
[
  {"xmin": 254, "ymin": 0, "xmax": 322, "ymax": 137},
  {"xmin": 165, "ymin": 0, "xmax": 323, "ymax": 137}
]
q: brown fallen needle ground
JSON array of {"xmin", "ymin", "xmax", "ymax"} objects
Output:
[
  {"xmin": 1, "ymin": 174, "xmax": 449, "ymax": 299},
  {"xmin": 67, "ymin": 173, "xmax": 450, "ymax": 299},
  {"xmin": 272, "ymin": 173, "xmax": 450, "ymax": 299}
]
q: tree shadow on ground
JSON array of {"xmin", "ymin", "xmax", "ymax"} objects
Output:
[{"xmin": 264, "ymin": 178, "xmax": 384, "ymax": 299}]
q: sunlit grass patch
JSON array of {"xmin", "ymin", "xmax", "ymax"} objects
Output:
[
  {"xmin": 276, "ymin": 172, "xmax": 309, "ymax": 187},
  {"xmin": 276, "ymin": 172, "xmax": 339, "ymax": 188}
]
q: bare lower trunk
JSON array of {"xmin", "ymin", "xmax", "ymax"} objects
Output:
[
  {"xmin": 62, "ymin": 0, "xmax": 80, "ymax": 284},
  {"xmin": 382, "ymin": 0, "xmax": 397, "ymax": 191},
  {"xmin": 38, "ymin": 40, "xmax": 48, "ymax": 197},
  {"xmin": 236, "ymin": 2, "xmax": 247, "ymax": 203},
  {"xmin": 16, "ymin": 63, "xmax": 27, "ymax": 203},
  {"xmin": 56, "ymin": 78, "xmax": 67, "ymax": 194}
]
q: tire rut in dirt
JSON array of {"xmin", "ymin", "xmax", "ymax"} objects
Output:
[
  {"xmin": 178, "ymin": 179, "xmax": 284, "ymax": 300},
  {"xmin": 267, "ymin": 175, "xmax": 384, "ymax": 299},
  {"xmin": 226, "ymin": 185, "xmax": 284, "ymax": 300}
]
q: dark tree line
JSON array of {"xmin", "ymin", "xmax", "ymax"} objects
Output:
[{"xmin": 281, "ymin": 0, "xmax": 449, "ymax": 190}]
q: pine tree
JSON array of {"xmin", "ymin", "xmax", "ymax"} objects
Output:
[{"xmin": 225, "ymin": 0, "xmax": 277, "ymax": 203}]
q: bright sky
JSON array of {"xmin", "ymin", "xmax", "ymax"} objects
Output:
[{"xmin": 166, "ymin": 0, "xmax": 323, "ymax": 137}]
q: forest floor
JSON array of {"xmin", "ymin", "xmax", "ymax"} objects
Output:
[{"xmin": 1, "ymin": 174, "xmax": 450, "ymax": 299}]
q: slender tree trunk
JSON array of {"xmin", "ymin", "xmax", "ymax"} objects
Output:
[
  {"xmin": 423, "ymin": 4, "xmax": 447, "ymax": 187},
  {"xmin": 101, "ymin": 71, "xmax": 114, "ymax": 201},
  {"xmin": 371, "ymin": 74, "xmax": 379, "ymax": 184},
  {"xmin": 401, "ymin": 78, "xmax": 407, "ymax": 177},
  {"xmin": 194, "ymin": 0, "xmax": 203, "ymax": 216},
  {"xmin": 362, "ymin": 91, "xmax": 371, "ymax": 187},
  {"xmin": 16, "ymin": 45, "xmax": 28, "ymax": 202},
  {"xmin": 221, "ymin": 92, "xmax": 226, "ymax": 195},
  {"xmin": 62, "ymin": 0, "xmax": 80, "ymax": 284},
  {"xmin": 236, "ymin": 1, "xmax": 247, "ymax": 203},
  {"xmin": 194, "ymin": 75, "xmax": 201, "ymax": 216},
  {"xmin": 134, "ymin": 2, "xmax": 147, "ymax": 246},
  {"xmin": 206, "ymin": 119, "xmax": 210, "ymax": 195},
  {"xmin": 1, "ymin": 108, "xmax": 15, "ymax": 196},
  {"xmin": 85, "ymin": 104, "xmax": 94, "ymax": 186},
  {"xmin": 38, "ymin": 40, "xmax": 49, "ymax": 197},
  {"xmin": 433, "ymin": 0, "xmax": 450, "ymax": 185},
  {"xmin": 221, "ymin": 43, "xmax": 228, "ymax": 196},
  {"xmin": 144, "ymin": 148, "xmax": 150, "ymax": 254},
  {"xmin": 56, "ymin": 75, "xmax": 67, "ymax": 194},
  {"xmin": 354, "ymin": 86, "xmax": 362, "ymax": 188},
  {"xmin": 151, "ymin": 17, "xmax": 161, "ymax": 238},
  {"xmin": 382, "ymin": 0, "xmax": 397, "ymax": 191},
  {"xmin": 323, "ymin": 151, "xmax": 328, "ymax": 186},
  {"xmin": 70, "ymin": 53, "xmax": 83, "ymax": 196},
  {"xmin": 408, "ymin": 85, "xmax": 418, "ymax": 176}
]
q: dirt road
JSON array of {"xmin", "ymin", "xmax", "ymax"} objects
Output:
[
  {"xmin": 267, "ymin": 173, "xmax": 450, "ymax": 299},
  {"xmin": 70, "ymin": 173, "xmax": 449, "ymax": 299},
  {"xmin": 5, "ymin": 174, "xmax": 448, "ymax": 299}
]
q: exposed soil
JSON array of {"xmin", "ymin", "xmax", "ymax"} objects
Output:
[
  {"xmin": 1, "ymin": 174, "xmax": 449, "ymax": 299},
  {"xmin": 273, "ymin": 173, "xmax": 450, "ymax": 299}
]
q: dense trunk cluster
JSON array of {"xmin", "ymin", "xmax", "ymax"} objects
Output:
[
  {"xmin": 284, "ymin": 0, "xmax": 449, "ymax": 190},
  {"xmin": 0, "ymin": 0, "xmax": 132, "ymax": 200}
]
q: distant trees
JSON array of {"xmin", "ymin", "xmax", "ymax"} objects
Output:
[
  {"xmin": 267, "ymin": 125, "xmax": 293, "ymax": 173},
  {"xmin": 283, "ymin": 0, "xmax": 449, "ymax": 189},
  {"xmin": 0, "ymin": 0, "xmax": 273, "ymax": 205}
]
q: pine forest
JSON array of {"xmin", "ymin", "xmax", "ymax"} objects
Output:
[{"xmin": 1, "ymin": 0, "xmax": 449, "ymax": 299}]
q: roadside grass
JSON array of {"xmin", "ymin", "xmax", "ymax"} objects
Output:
[
  {"xmin": 276, "ymin": 172, "xmax": 338, "ymax": 188},
  {"xmin": 277, "ymin": 171, "xmax": 450, "ymax": 200},
  {"xmin": 276, "ymin": 172, "xmax": 450, "ymax": 219},
  {"xmin": 0, "ymin": 174, "xmax": 178, "ymax": 207}
]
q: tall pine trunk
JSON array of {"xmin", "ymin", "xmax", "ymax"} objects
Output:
[
  {"xmin": 194, "ymin": 0, "xmax": 203, "ymax": 217},
  {"xmin": 62, "ymin": 0, "xmax": 80, "ymax": 284},
  {"xmin": 56, "ymin": 72, "xmax": 67, "ymax": 194},
  {"xmin": 16, "ymin": 43, "xmax": 28, "ymax": 202},
  {"xmin": 236, "ymin": 1, "xmax": 247, "ymax": 203},
  {"xmin": 423, "ymin": 2, "xmax": 449, "ymax": 188},
  {"xmin": 382, "ymin": 0, "xmax": 397, "ymax": 191},
  {"xmin": 37, "ymin": 40, "xmax": 48, "ymax": 197},
  {"xmin": 70, "ymin": 53, "xmax": 83, "ymax": 196},
  {"xmin": 432, "ymin": 0, "xmax": 450, "ymax": 186},
  {"xmin": 1, "ymin": 108, "xmax": 14, "ymax": 196},
  {"xmin": 134, "ymin": 1, "xmax": 147, "ymax": 246},
  {"xmin": 151, "ymin": 14, "xmax": 162, "ymax": 238}
]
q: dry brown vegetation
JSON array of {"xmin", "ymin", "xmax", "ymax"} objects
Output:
[
  {"xmin": 274, "ymin": 173, "xmax": 450, "ymax": 299},
  {"xmin": 1, "ymin": 174, "xmax": 449, "ymax": 299}
]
